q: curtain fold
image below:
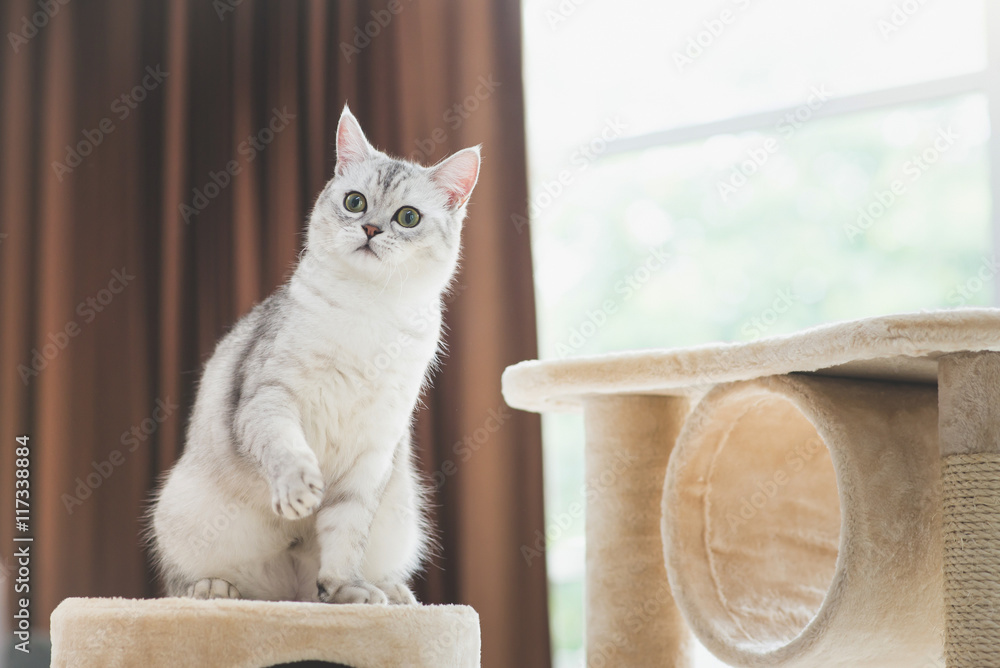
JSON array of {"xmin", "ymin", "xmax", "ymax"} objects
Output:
[{"xmin": 0, "ymin": 2, "xmax": 550, "ymax": 666}]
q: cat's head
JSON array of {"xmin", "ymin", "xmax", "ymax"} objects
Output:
[{"xmin": 306, "ymin": 105, "xmax": 480, "ymax": 294}]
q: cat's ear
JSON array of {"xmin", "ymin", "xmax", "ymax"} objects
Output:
[
  {"xmin": 429, "ymin": 146, "xmax": 481, "ymax": 210},
  {"xmin": 335, "ymin": 105, "xmax": 373, "ymax": 175}
]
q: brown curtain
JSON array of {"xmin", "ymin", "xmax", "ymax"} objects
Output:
[{"xmin": 0, "ymin": 1, "xmax": 550, "ymax": 666}]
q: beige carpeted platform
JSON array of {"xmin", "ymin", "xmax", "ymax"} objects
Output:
[
  {"xmin": 50, "ymin": 597, "xmax": 480, "ymax": 668},
  {"xmin": 503, "ymin": 308, "xmax": 1000, "ymax": 412}
]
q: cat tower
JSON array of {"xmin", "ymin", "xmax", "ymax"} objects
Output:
[
  {"xmin": 502, "ymin": 309, "xmax": 1000, "ymax": 667},
  {"xmin": 49, "ymin": 596, "xmax": 479, "ymax": 666}
]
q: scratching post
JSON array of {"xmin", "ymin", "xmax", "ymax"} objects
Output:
[
  {"xmin": 584, "ymin": 395, "xmax": 691, "ymax": 667},
  {"xmin": 939, "ymin": 352, "xmax": 1000, "ymax": 667},
  {"xmin": 49, "ymin": 597, "xmax": 480, "ymax": 668}
]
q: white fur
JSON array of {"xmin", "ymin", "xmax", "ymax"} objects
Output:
[{"xmin": 150, "ymin": 106, "xmax": 480, "ymax": 605}]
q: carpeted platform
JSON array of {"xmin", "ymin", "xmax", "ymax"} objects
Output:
[{"xmin": 50, "ymin": 597, "xmax": 480, "ymax": 668}]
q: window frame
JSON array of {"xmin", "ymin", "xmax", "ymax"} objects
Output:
[{"xmin": 599, "ymin": 5, "xmax": 999, "ymax": 303}]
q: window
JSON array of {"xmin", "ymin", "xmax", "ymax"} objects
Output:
[{"xmin": 522, "ymin": 1, "xmax": 992, "ymax": 665}]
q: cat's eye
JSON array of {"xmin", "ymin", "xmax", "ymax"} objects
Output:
[
  {"xmin": 393, "ymin": 206, "xmax": 421, "ymax": 228},
  {"xmin": 344, "ymin": 192, "xmax": 367, "ymax": 213}
]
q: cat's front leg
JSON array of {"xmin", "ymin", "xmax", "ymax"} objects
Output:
[
  {"xmin": 267, "ymin": 442, "xmax": 324, "ymax": 520},
  {"xmin": 234, "ymin": 381, "xmax": 324, "ymax": 520},
  {"xmin": 315, "ymin": 448, "xmax": 393, "ymax": 604}
]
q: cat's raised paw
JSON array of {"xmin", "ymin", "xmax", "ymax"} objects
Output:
[
  {"xmin": 186, "ymin": 578, "xmax": 241, "ymax": 600},
  {"xmin": 317, "ymin": 578, "xmax": 388, "ymax": 605},
  {"xmin": 271, "ymin": 461, "xmax": 324, "ymax": 520}
]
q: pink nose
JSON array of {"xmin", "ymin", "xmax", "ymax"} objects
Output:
[{"xmin": 362, "ymin": 224, "xmax": 383, "ymax": 239}]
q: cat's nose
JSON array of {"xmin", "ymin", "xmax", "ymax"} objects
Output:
[{"xmin": 362, "ymin": 223, "xmax": 383, "ymax": 239}]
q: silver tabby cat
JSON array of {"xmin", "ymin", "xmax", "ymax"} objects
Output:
[{"xmin": 150, "ymin": 106, "xmax": 480, "ymax": 604}]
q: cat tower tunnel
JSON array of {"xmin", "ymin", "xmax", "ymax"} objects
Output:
[{"xmin": 502, "ymin": 309, "xmax": 1000, "ymax": 667}]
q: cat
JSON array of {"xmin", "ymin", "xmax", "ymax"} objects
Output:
[{"xmin": 149, "ymin": 105, "xmax": 480, "ymax": 605}]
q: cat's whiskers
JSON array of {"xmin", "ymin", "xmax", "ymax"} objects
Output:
[
  {"xmin": 385, "ymin": 255, "xmax": 405, "ymax": 296},
  {"xmin": 397, "ymin": 254, "xmax": 410, "ymax": 298},
  {"xmin": 375, "ymin": 250, "xmax": 396, "ymax": 296}
]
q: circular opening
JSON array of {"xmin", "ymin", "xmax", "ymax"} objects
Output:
[{"xmin": 671, "ymin": 389, "xmax": 841, "ymax": 653}]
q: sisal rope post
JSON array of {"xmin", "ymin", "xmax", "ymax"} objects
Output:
[{"xmin": 939, "ymin": 352, "xmax": 1000, "ymax": 667}]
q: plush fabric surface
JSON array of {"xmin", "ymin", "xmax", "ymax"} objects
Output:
[
  {"xmin": 502, "ymin": 308, "xmax": 1000, "ymax": 413},
  {"xmin": 49, "ymin": 597, "xmax": 480, "ymax": 668},
  {"xmin": 583, "ymin": 396, "xmax": 694, "ymax": 666},
  {"xmin": 663, "ymin": 375, "xmax": 942, "ymax": 667},
  {"xmin": 939, "ymin": 351, "xmax": 1000, "ymax": 456},
  {"xmin": 500, "ymin": 310, "xmax": 1000, "ymax": 666}
]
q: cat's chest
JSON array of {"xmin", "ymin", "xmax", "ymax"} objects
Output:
[
  {"xmin": 304, "ymin": 313, "xmax": 437, "ymax": 393},
  {"xmin": 292, "ymin": 313, "xmax": 436, "ymax": 448},
  {"xmin": 297, "ymin": 371, "xmax": 413, "ymax": 460}
]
